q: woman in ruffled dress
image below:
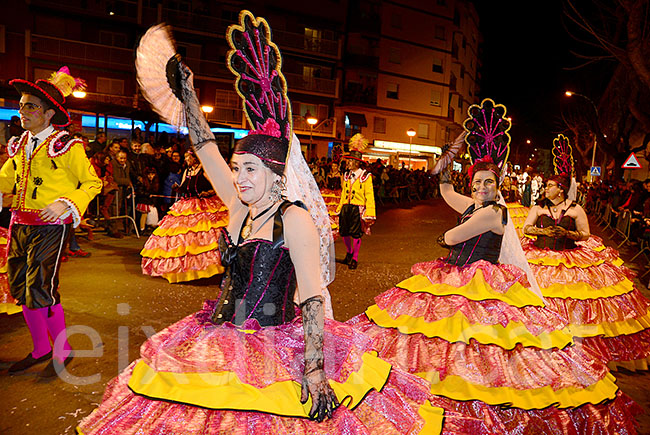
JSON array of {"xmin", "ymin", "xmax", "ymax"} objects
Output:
[
  {"xmin": 78, "ymin": 14, "xmax": 446, "ymax": 434},
  {"xmin": 140, "ymin": 149, "xmax": 228, "ymax": 283},
  {"xmin": 522, "ymin": 136, "xmax": 650, "ymax": 371},
  {"xmin": 348, "ymin": 99, "xmax": 641, "ymax": 434}
]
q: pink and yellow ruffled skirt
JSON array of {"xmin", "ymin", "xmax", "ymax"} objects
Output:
[
  {"xmin": 141, "ymin": 197, "xmax": 228, "ymax": 283},
  {"xmin": 347, "ymin": 259, "xmax": 641, "ymax": 434},
  {"xmin": 321, "ymin": 188, "xmax": 341, "ymax": 240},
  {"xmin": 524, "ymin": 236, "xmax": 650, "ymax": 371},
  {"xmin": 78, "ymin": 300, "xmax": 445, "ymax": 434},
  {"xmin": 0, "ymin": 227, "xmax": 18, "ymax": 315}
]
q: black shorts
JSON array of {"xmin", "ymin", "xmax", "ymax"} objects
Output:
[{"xmin": 339, "ymin": 204, "xmax": 362, "ymax": 238}]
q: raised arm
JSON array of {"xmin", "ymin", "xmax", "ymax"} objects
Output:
[
  {"xmin": 283, "ymin": 206, "xmax": 338, "ymax": 421},
  {"xmin": 178, "ymin": 62, "xmax": 242, "ymax": 212},
  {"xmin": 439, "ymin": 167, "xmax": 473, "ymax": 214},
  {"xmin": 443, "ymin": 205, "xmax": 504, "ymax": 245}
]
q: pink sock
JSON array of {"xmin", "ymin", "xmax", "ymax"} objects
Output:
[
  {"xmin": 44, "ymin": 304, "xmax": 71, "ymax": 362},
  {"xmin": 22, "ymin": 306, "xmax": 52, "ymax": 359},
  {"xmin": 352, "ymin": 238, "xmax": 362, "ymax": 261},
  {"xmin": 343, "ymin": 236, "xmax": 352, "ymax": 254}
]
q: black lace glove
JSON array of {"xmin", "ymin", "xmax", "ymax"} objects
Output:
[
  {"xmin": 300, "ymin": 295, "xmax": 339, "ymax": 422},
  {"xmin": 177, "ymin": 62, "xmax": 215, "ymax": 153},
  {"xmin": 437, "ymin": 233, "xmax": 451, "ymax": 249},
  {"xmin": 439, "ymin": 165, "xmax": 452, "ymax": 185}
]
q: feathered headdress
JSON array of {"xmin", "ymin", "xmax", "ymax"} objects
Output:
[
  {"xmin": 10, "ymin": 66, "xmax": 86, "ymax": 127},
  {"xmin": 551, "ymin": 134, "xmax": 577, "ymax": 200},
  {"xmin": 463, "ymin": 98, "xmax": 511, "ymax": 177}
]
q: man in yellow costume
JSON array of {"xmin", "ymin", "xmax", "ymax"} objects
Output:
[
  {"xmin": 0, "ymin": 67, "xmax": 102, "ymax": 377},
  {"xmin": 336, "ymin": 134, "xmax": 375, "ymax": 270}
]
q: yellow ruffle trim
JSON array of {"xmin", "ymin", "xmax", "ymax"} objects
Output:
[
  {"xmin": 418, "ymin": 402, "xmax": 444, "ymax": 435},
  {"xmin": 153, "ymin": 218, "xmax": 228, "ymax": 237},
  {"xmin": 365, "ymin": 305, "xmax": 573, "ymax": 350},
  {"xmin": 529, "ymin": 256, "xmax": 623, "ymax": 268},
  {"xmin": 162, "ymin": 263, "xmax": 224, "ymax": 283},
  {"xmin": 541, "ymin": 277, "xmax": 634, "ymax": 299},
  {"xmin": 608, "ymin": 356, "xmax": 650, "ymax": 372},
  {"xmin": 398, "ymin": 272, "xmax": 543, "ymax": 307},
  {"xmin": 0, "ymin": 302, "xmax": 21, "ymax": 315},
  {"xmin": 168, "ymin": 205, "xmax": 228, "ymax": 217},
  {"xmin": 418, "ymin": 371, "xmax": 619, "ymax": 410},
  {"xmin": 128, "ymin": 352, "xmax": 391, "ymax": 417},
  {"xmin": 567, "ymin": 309, "xmax": 650, "ymax": 338},
  {"xmin": 141, "ymin": 241, "xmax": 219, "ymax": 259},
  {"xmin": 0, "ymin": 264, "xmax": 6, "ymax": 273}
]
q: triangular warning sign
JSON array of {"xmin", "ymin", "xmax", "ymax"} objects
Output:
[{"xmin": 622, "ymin": 152, "xmax": 641, "ymax": 169}]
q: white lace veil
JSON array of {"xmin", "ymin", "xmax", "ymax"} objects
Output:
[{"xmin": 285, "ymin": 134, "xmax": 335, "ymax": 318}]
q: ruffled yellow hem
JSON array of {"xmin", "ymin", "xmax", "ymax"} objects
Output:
[
  {"xmin": 418, "ymin": 371, "xmax": 619, "ymax": 410},
  {"xmin": 153, "ymin": 219, "xmax": 228, "ymax": 237},
  {"xmin": 141, "ymin": 241, "xmax": 220, "ymax": 259},
  {"xmin": 0, "ymin": 264, "xmax": 6, "ymax": 273},
  {"xmin": 162, "ymin": 263, "xmax": 224, "ymax": 283},
  {"xmin": 398, "ymin": 272, "xmax": 543, "ymax": 307},
  {"xmin": 608, "ymin": 356, "xmax": 650, "ymax": 372},
  {"xmin": 365, "ymin": 305, "xmax": 573, "ymax": 350},
  {"xmin": 529, "ymin": 255, "xmax": 624, "ymax": 268},
  {"xmin": 168, "ymin": 205, "xmax": 228, "ymax": 217},
  {"xmin": 567, "ymin": 309, "xmax": 650, "ymax": 338},
  {"xmin": 0, "ymin": 303, "xmax": 21, "ymax": 315},
  {"xmin": 541, "ymin": 277, "xmax": 634, "ymax": 299},
  {"xmin": 128, "ymin": 352, "xmax": 392, "ymax": 417},
  {"xmin": 418, "ymin": 401, "xmax": 444, "ymax": 435}
]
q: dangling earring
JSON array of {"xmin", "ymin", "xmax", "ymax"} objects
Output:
[
  {"xmin": 269, "ymin": 177, "xmax": 285, "ymax": 203},
  {"xmin": 496, "ymin": 193, "xmax": 501, "ymax": 202}
]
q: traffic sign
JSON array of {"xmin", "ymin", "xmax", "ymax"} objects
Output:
[
  {"xmin": 590, "ymin": 166, "xmax": 601, "ymax": 176},
  {"xmin": 622, "ymin": 152, "xmax": 641, "ymax": 169}
]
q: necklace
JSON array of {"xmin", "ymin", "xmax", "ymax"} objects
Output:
[
  {"xmin": 241, "ymin": 202, "xmax": 277, "ymax": 239},
  {"xmin": 551, "ymin": 199, "xmax": 565, "ymax": 213}
]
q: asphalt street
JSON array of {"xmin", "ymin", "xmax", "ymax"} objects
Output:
[{"xmin": 0, "ymin": 198, "xmax": 648, "ymax": 434}]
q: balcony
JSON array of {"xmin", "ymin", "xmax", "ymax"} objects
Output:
[
  {"xmin": 31, "ymin": 0, "xmax": 138, "ymax": 22},
  {"xmin": 284, "ymin": 73, "xmax": 338, "ymax": 97},
  {"xmin": 157, "ymin": 9, "xmax": 230, "ymax": 36},
  {"xmin": 31, "ymin": 34, "xmax": 133, "ymax": 69},
  {"xmin": 273, "ymin": 30, "xmax": 339, "ymax": 58},
  {"xmin": 293, "ymin": 115, "xmax": 336, "ymax": 137},
  {"xmin": 184, "ymin": 57, "xmax": 232, "ymax": 81}
]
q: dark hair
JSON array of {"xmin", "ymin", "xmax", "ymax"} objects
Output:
[
  {"xmin": 233, "ymin": 134, "xmax": 288, "ymax": 176},
  {"xmin": 469, "ymin": 160, "xmax": 500, "ymax": 185},
  {"xmin": 548, "ymin": 174, "xmax": 570, "ymax": 195}
]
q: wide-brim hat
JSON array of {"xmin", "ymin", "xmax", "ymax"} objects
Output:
[
  {"xmin": 343, "ymin": 150, "xmax": 364, "ymax": 162},
  {"xmin": 10, "ymin": 79, "xmax": 71, "ymax": 127}
]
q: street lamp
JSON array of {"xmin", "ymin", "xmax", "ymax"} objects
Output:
[
  {"xmin": 72, "ymin": 91, "xmax": 87, "ymax": 98},
  {"xmin": 201, "ymin": 105, "xmax": 214, "ymax": 120},
  {"xmin": 306, "ymin": 113, "xmax": 318, "ymax": 159},
  {"xmin": 565, "ymin": 90, "xmax": 599, "ymax": 181},
  {"xmin": 407, "ymin": 128, "xmax": 416, "ymax": 169}
]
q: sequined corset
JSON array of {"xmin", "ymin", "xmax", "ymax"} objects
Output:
[
  {"xmin": 179, "ymin": 168, "xmax": 213, "ymax": 198},
  {"xmin": 446, "ymin": 202, "xmax": 504, "ymax": 267},
  {"xmin": 212, "ymin": 201, "xmax": 302, "ymax": 327},
  {"xmin": 533, "ymin": 214, "xmax": 577, "ymax": 250}
]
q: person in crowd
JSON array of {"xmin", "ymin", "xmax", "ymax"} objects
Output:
[
  {"xmin": 87, "ymin": 130, "xmax": 106, "ymax": 158},
  {"xmin": 134, "ymin": 167, "xmax": 160, "ymax": 235},
  {"xmin": 111, "ymin": 150, "xmax": 134, "ymax": 220},
  {"xmin": 140, "ymin": 150, "xmax": 228, "ymax": 283},
  {"xmin": 79, "ymin": 18, "xmax": 442, "ymax": 433},
  {"xmin": 5, "ymin": 115, "xmax": 24, "ymax": 142},
  {"xmin": 103, "ymin": 139, "xmax": 121, "ymax": 160},
  {"xmin": 0, "ymin": 67, "xmax": 101, "ymax": 377}
]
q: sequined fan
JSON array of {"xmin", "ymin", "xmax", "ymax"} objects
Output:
[
  {"xmin": 552, "ymin": 134, "xmax": 574, "ymax": 177},
  {"xmin": 431, "ymin": 132, "xmax": 466, "ymax": 175},
  {"xmin": 135, "ymin": 24, "xmax": 185, "ymax": 128},
  {"xmin": 227, "ymin": 10, "xmax": 292, "ymax": 144},
  {"xmin": 463, "ymin": 98, "xmax": 511, "ymax": 170}
]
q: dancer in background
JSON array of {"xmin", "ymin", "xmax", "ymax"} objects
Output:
[
  {"xmin": 140, "ymin": 150, "xmax": 228, "ymax": 283},
  {"xmin": 348, "ymin": 99, "xmax": 640, "ymax": 434},
  {"xmin": 335, "ymin": 134, "xmax": 375, "ymax": 269},
  {"xmin": 0, "ymin": 67, "xmax": 101, "ymax": 377},
  {"xmin": 523, "ymin": 134, "xmax": 650, "ymax": 371},
  {"xmin": 79, "ymin": 14, "xmax": 445, "ymax": 434}
]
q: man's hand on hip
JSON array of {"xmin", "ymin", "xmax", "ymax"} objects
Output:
[{"xmin": 39, "ymin": 200, "xmax": 69, "ymax": 222}]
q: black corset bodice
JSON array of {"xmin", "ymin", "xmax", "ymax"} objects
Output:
[
  {"xmin": 533, "ymin": 211, "xmax": 577, "ymax": 251},
  {"xmin": 211, "ymin": 201, "xmax": 303, "ymax": 327},
  {"xmin": 445, "ymin": 202, "xmax": 505, "ymax": 267},
  {"xmin": 180, "ymin": 168, "xmax": 213, "ymax": 198}
]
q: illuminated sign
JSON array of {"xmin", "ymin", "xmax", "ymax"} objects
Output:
[{"xmin": 374, "ymin": 140, "xmax": 442, "ymax": 154}]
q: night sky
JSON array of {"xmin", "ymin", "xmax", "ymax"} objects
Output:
[{"xmin": 472, "ymin": 1, "xmax": 614, "ymax": 155}]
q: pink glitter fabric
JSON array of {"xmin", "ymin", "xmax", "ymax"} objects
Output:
[
  {"xmin": 522, "ymin": 236, "xmax": 650, "ymax": 367},
  {"xmin": 78, "ymin": 301, "xmax": 444, "ymax": 434},
  {"xmin": 140, "ymin": 196, "xmax": 228, "ymax": 282},
  {"xmin": 346, "ymin": 256, "xmax": 642, "ymax": 433},
  {"xmin": 0, "ymin": 226, "xmax": 16, "ymax": 314}
]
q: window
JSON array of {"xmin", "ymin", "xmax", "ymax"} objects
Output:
[
  {"xmin": 430, "ymin": 90, "xmax": 441, "ymax": 106},
  {"xmin": 0, "ymin": 25, "xmax": 5, "ymax": 54},
  {"xmin": 97, "ymin": 77, "xmax": 124, "ymax": 95},
  {"xmin": 99, "ymin": 30, "xmax": 127, "ymax": 47},
  {"xmin": 386, "ymin": 83, "xmax": 399, "ymax": 99},
  {"xmin": 374, "ymin": 117, "xmax": 386, "ymax": 134},
  {"xmin": 460, "ymin": 65, "xmax": 465, "ymax": 79},
  {"xmin": 391, "ymin": 14, "xmax": 402, "ymax": 29},
  {"xmin": 418, "ymin": 123, "xmax": 429, "ymax": 139},
  {"xmin": 432, "ymin": 57, "xmax": 443, "ymax": 73},
  {"xmin": 435, "ymin": 25, "xmax": 446, "ymax": 40},
  {"xmin": 458, "ymin": 97, "xmax": 463, "ymax": 109},
  {"xmin": 304, "ymin": 28, "xmax": 322, "ymax": 51},
  {"xmin": 388, "ymin": 47, "xmax": 401, "ymax": 64}
]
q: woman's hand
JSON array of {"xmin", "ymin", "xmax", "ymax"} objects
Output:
[{"xmin": 300, "ymin": 367, "xmax": 338, "ymax": 422}]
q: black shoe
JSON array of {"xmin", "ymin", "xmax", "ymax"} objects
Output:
[
  {"xmin": 39, "ymin": 352, "xmax": 74, "ymax": 378},
  {"xmin": 348, "ymin": 259, "xmax": 358, "ymax": 270},
  {"xmin": 342, "ymin": 253, "xmax": 352, "ymax": 265},
  {"xmin": 8, "ymin": 351, "xmax": 52, "ymax": 373}
]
